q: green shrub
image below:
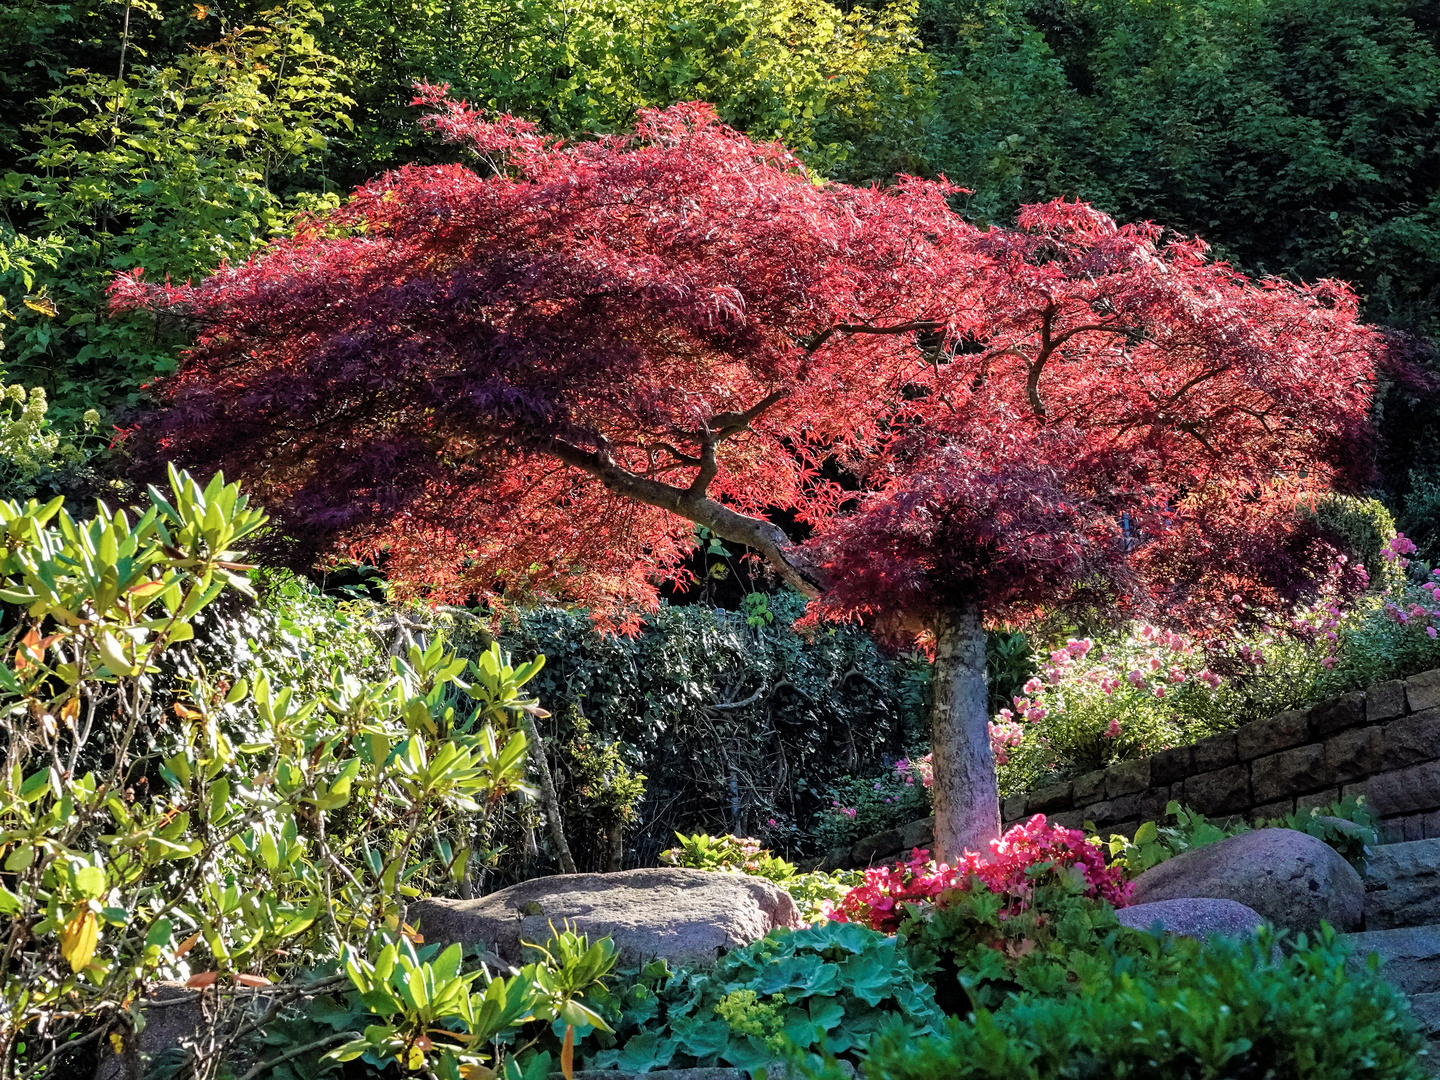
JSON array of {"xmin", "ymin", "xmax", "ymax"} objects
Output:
[
  {"xmin": 1097, "ymin": 797, "xmax": 1378, "ymax": 877},
  {"xmin": 483, "ymin": 594, "xmax": 931, "ymax": 863},
  {"xmin": 585, "ymin": 921, "xmax": 945, "ymax": 1072},
  {"xmin": 1303, "ymin": 494, "xmax": 1401, "ymax": 586},
  {"xmin": 820, "ymin": 927, "xmax": 1428, "ymax": 1080},
  {"xmin": 659, "ymin": 832, "xmax": 861, "ymax": 922}
]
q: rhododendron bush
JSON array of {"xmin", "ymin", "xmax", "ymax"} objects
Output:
[
  {"xmin": 828, "ymin": 814, "xmax": 1131, "ymax": 933},
  {"xmin": 117, "ymin": 87, "xmax": 1386, "ymax": 859}
]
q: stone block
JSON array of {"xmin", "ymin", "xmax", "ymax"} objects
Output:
[
  {"xmin": 897, "ymin": 816, "xmax": 934, "ymax": 854},
  {"xmin": 1028, "ymin": 782, "xmax": 1073, "ymax": 813},
  {"xmin": 1134, "ymin": 787, "xmax": 1171, "ymax": 822},
  {"xmin": 1086, "ymin": 794, "xmax": 1141, "ymax": 829},
  {"xmin": 1049, "ymin": 809, "xmax": 1086, "ymax": 830},
  {"xmin": 1193, "ymin": 733, "xmax": 1239, "ymax": 773},
  {"xmin": 1252, "ymin": 743, "xmax": 1327, "ymax": 804},
  {"xmin": 1184, "ymin": 765, "xmax": 1252, "ymax": 817},
  {"xmin": 1356, "ymin": 759, "xmax": 1440, "ymax": 817},
  {"xmin": 1361, "ymin": 838, "xmax": 1440, "ymax": 931},
  {"xmin": 1073, "ymin": 770, "xmax": 1107, "ymax": 805},
  {"xmin": 1367, "ymin": 679, "xmax": 1408, "ymax": 722},
  {"xmin": 1237, "ymin": 710, "xmax": 1310, "ymax": 761},
  {"xmin": 1151, "ymin": 746, "xmax": 1194, "ymax": 787},
  {"xmin": 1107, "ymin": 820, "xmax": 1141, "ymax": 839},
  {"xmin": 1325, "ymin": 726, "xmax": 1386, "ymax": 784},
  {"xmin": 1295, "ymin": 788, "xmax": 1341, "ymax": 814},
  {"xmin": 1105, "ymin": 758, "xmax": 1151, "ymax": 798},
  {"xmin": 1406, "ymin": 669, "xmax": 1440, "ymax": 714},
  {"xmin": 1002, "ymin": 795, "xmax": 1027, "ymax": 823},
  {"xmin": 1310, "ymin": 692, "xmax": 1366, "ymax": 738},
  {"xmin": 1250, "ymin": 798, "xmax": 1294, "ymax": 823},
  {"xmin": 1383, "ymin": 708, "xmax": 1440, "ymax": 770},
  {"xmin": 852, "ymin": 829, "xmax": 902, "ymax": 866}
]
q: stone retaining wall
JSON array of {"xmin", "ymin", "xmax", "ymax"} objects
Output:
[{"xmin": 821, "ymin": 667, "xmax": 1440, "ymax": 870}]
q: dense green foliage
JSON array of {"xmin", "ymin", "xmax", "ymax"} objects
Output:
[
  {"xmin": 921, "ymin": 0, "xmax": 1440, "ymax": 334},
  {"xmin": 824, "ymin": 927, "xmax": 1427, "ymax": 1080},
  {"xmin": 583, "ymin": 921, "xmax": 945, "ymax": 1072},
  {"xmin": 485, "ymin": 595, "xmax": 930, "ymax": 864}
]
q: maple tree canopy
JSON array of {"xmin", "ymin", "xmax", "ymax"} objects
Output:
[
  {"xmin": 115, "ymin": 88, "xmax": 1381, "ymax": 635},
  {"xmin": 116, "ymin": 88, "xmax": 1385, "ymax": 856}
]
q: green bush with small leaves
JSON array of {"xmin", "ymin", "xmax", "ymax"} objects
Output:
[{"xmin": 815, "ymin": 927, "xmax": 1428, "ymax": 1080}]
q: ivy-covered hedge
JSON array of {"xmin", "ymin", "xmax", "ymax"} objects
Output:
[{"xmin": 482, "ymin": 594, "xmax": 931, "ymax": 868}]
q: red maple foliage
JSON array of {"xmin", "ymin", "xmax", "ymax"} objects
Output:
[
  {"xmin": 114, "ymin": 88, "xmax": 1384, "ymax": 855},
  {"xmin": 115, "ymin": 88, "xmax": 971, "ymax": 631}
]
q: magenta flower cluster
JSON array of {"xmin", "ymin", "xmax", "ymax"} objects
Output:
[{"xmin": 826, "ymin": 814, "xmax": 1132, "ymax": 933}]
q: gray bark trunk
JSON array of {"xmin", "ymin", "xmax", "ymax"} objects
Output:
[
  {"xmin": 519, "ymin": 711, "xmax": 578, "ymax": 874},
  {"xmin": 929, "ymin": 599, "xmax": 1001, "ymax": 862}
]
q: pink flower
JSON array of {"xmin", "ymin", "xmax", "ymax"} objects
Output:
[
  {"xmin": 767, "ymin": 818, "xmax": 778, "ymax": 827},
  {"xmin": 1066, "ymin": 637, "xmax": 1093, "ymax": 658},
  {"xmin": 1049, "ymin": 649, "xmax": 1072, "ymax": 667},
  {"xmin": 1127, "ymin": 670, "xmax": 1146, "ymax": 687},
  {"xmin": 1321, "ymin": 656, "xmax": 1339, "ymax": 668},
  {"xmin": 1146, "ymin": 655, "xmax": 1163, "ymax": 671},
  {"xmin": 1168, "ymin": 666, "xmax": 1186, "ymax": 683},
  {"xmin": 1100, "ymin": 676, "xmax": 1120, "ymax": 694},
  {"xmin": 1024, "ymin": 706, "xmax": 1046, "ymax": 723},
  {"xmin": 1104, "ymin": 719, "xmax": 1122, "ymax": 738},
  {"xmin": 1429, "ymin": 626, "xmax": 1438, "ymax": 640},
  {"xmin": 1023, "ymin": 677, "xmax": 1044, "ymax": 695},
  {"xmin": 1197, "ymin": 670, "xmax": 1222, "ymax": 690},
  {"xmin": 1154, "ymin": 686, "xmax": 1166, "ymax": 699}
]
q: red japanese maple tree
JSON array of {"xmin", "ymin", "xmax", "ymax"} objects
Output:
[{"xmin": 114, "ymin": 88, "xmax": 1383, "ymax": 859}]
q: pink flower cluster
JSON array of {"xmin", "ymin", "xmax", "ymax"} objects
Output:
[
  {"xmin": 827, "ymin": 815, "xmax": 1133, "ymax": 933},
  {"xmin": 894, "ymin": 754, "xmax": 934, "ymax": 788},
  {"xmin": 988, "ymin": 720, "xmax": 1025, "ymax": 764}
]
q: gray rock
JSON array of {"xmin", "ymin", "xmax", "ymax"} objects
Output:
[
  {"xmin": 1342, "ymin": 925, "xmax": 1440, "ymax": 996},
  {"xmin": 1117, "ymin": 898, "xmax": 1266, "ymax": 939},
  {"xmin": 95, "ymin": 984, "xmax": 268, "ymax": 1080},
  {"xmin": 1365, "ymin": 838, "xmax": 1440, "ymax": 930},
  {"xmin": 409, "ymin": 867, "xmax": 801, "ymax": 969},
  {"xmin": 1130, "ymin": 828, "xmax": 1365, "ymax": 932}
]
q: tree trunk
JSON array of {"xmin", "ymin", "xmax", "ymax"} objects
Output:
[
  {"xmin": 519, "ymin": 711, "xmax": 578, "ymax": 874},
  {"xmin": 606, "ymin": 822, "xmax": 625, "ymax": 872},
  {"xmin": 929, "ymin": 599, "xmax": 1000, "ymax": 863}
]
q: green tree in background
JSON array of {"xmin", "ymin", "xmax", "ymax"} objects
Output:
[
  {"xmin": 319, "ymin": 0, "xmax": 935, "ymax": 184},
  {"xmin": 921, "ymin": 0, "xmax": 1440, "ymax": 335},
  {"xmin": 1, "ymin": 0, "xmax": 350, "ymax": 420}
]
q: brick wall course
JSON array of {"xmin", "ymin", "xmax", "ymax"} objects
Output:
[{"xmin": 1193, "ymin": 733, "xmax": 1238, "ymax": 772}]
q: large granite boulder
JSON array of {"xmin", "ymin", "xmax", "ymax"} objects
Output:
[
  {"xmin": 1117, "ymin": 898, "xmax": 1266, "ymax": 940},
  {"xmin": 409, "ymin": 868, "xmax": 802, "ymax": 969},
  {"xmin": 1130, "ymin": 828, "xmax": 1364, "ymax": 932}
]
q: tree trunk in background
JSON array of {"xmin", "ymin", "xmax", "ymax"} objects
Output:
[
  {"xmin": 606, "ymin": 822, "xmax": 625, "ymax": 872},
  {"xmin": 520, "ymin": 711, "xmax": 578, "ymax": 874},
  {"xmin": 930, "ymin": 599, "xmax": 1000, "ymax": 862}
]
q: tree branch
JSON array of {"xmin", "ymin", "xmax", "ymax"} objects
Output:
[{"xmin": 542, "ymin": 437, "xmax": 823, "ymax": 597}]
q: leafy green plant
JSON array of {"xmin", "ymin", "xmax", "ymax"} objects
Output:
[
  {"xmin": 660, "ymin": 833, "xmax": 797, "ymax": 883},
  {"xmin": 1096, "ymin": 797, "xmax": 1379, "ymax": 878},
  {"xmin": 2, "ymin": 0, "xmax": 351, "ymax": 419},
  {"xmin": 812, "ymin": 926, "xmax": 1428, "ymax": 1080},
  {"xmin": 0, "ymin": 466, "xmax": 552, "ymax": 1076},
  {"xmin": 586, "ymin": 921, "xmax": 945, "ymax": 1073},
  {"xmin": 334, "ymin": 927, "xmax": 617, "ymax": 1077}
]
